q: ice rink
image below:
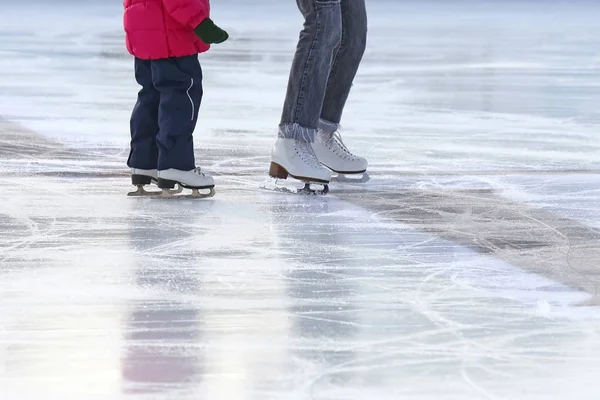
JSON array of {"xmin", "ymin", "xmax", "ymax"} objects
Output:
[{"xmin": 1, "ymin": 0, "xmax": 600, "ymax": 399}]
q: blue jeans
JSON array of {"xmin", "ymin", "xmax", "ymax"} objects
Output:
[
  {"xmin": 127, "ymin": 56, "xmax": 203, "ymax": 171},
  {"xmin": 279, "ymin": 0, "xmax": 367, "ymax": 142}
]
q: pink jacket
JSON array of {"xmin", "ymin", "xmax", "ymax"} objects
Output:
[{"xmin": 124, "ymin": 0, "xmax": 211, "ymax": 60}]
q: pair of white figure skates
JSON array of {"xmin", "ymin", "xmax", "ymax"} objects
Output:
[
  {"xmin": 128, "ymin": 167, "xmax": 216, "ymax": 199},
  {"xmin": 128, "ymin": 129, "xmax": 367, "ymax": 198},
  {"xmin": 267, "ymin": 130, "xmax": 367, "ymax": 195}
]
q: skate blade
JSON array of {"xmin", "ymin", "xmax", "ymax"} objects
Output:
[
  {"xmin": 331, "ymin": 172, "xmax": 370, "ymax": 183},
  {"xmin": 260, "ymin": 177, "xmax": 329, "ymax": 196},
  {"xmin": 128, "ymin": 185, "xmax": 183, "ymax": 197},
  {"xmin": 153, "ymin": 186, "xmax": 215, "ymax": 199}
]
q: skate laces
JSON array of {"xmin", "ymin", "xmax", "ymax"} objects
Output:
[
  {"xmin": 192, "ymin": 167, "xmax": 206, "ymax": 176},
  {"xmin": 324, "ymin": 131, "xmax": 361, "ymax": 160},
  {"xmin": 294, "ymin": 141, "xmax": 323, "ymax": 168}
]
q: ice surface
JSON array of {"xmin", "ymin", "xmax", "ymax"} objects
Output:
[{"xmin": 1, "ymin": 1, "xmax": 600, "ymax": 399}]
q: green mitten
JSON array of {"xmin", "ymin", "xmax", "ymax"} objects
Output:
[{"xmin": 194, "ymin": 18, "xmax": 229, "ymax": 44}]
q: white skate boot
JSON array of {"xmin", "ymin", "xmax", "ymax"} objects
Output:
[
  {"xmin": 312, "ymin": 130, "xmax": 369, "ymax": 182},
  {"xmin": 266, "ymin": 138, "xmax": 331, "ymax": 195},
  {"xmin": 128, "ymin": 168, "xmax": 161, "ymax": 197},
  {"xmin": 157, "ymin": 167, "xmax": 215, "ymax": 199}
]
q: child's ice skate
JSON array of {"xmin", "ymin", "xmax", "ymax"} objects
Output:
[
  {"xmin": 127, "ymin": 168, "xmax": 184, "ymax": 197},
  {"xmin": 128, "ymin": 168, "xmax": 160, "ymax": 196},
  {"xmin": 262, "ymin": 138, "xmax": 331, "ymax": 195},
  {"xmin": 156, "ymin": 167, "xmax": 215, "ymax": 199},
  {"xmin": 312, "ymin": 130, "xmax": 370, "ymax": 183}
]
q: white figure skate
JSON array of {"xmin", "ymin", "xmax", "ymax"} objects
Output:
[
  {"xmin": 312, "ymin": 130, "xmax": 370, "ymax": 183},
  {"xmin": 128, "ymin": 168, "xmax": 161, "ymax": 196},
  {"xmin": 156, "ymin": 168, "xmax": 215, "ymax": 199},
  {"xmin": 128, "ymin": 168, "xmax": 184, "ymax": 197},
  {"xmin": 264, "ymin": 138, "xmax": 331, "ymax": 195}
]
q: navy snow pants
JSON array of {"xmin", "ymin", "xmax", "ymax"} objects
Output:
[{"xmin": 127, "ymin": 55, "xmax": 203, "ymax": 171}]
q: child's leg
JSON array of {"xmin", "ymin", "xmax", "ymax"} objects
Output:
[
  {"xmin": 150, "ymin": 56, "xmax": 203, "ymax": 171},
  {"xmin": 127, "ymin": 58, "xmax": 160, "ymax": 170}
]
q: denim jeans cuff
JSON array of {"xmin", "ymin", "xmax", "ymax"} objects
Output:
[
  {"xmin": 318, "ymin": 119, "xmax": 340, "ymax": 134},
  {"xmin": 278, "ymin": 123, "xmax": 317, "ymax": 142}
]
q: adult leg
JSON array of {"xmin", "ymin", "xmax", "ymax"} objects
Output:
[
  {"xmin": 279, "ymin": 0, "xmax": 343, "ymax": 143},
  {"xmin": 319, "ymin": 0, "xmax": 367, "ymax": 132},
  {"xmin": 150, "ymin": 55, "xmax": 203, "ymax": 171},
  {"xmin": 127, "ymin": 58, "xmax": 160, "ymax": 170},
  {"xmin": 310, "ymin": 0, "xmax": 368, "ymax": 175}
]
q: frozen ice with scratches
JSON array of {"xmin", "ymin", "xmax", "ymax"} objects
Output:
[{"xmin": 1, "ymin": 0, "xmax": 600, "ymax": 399}]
